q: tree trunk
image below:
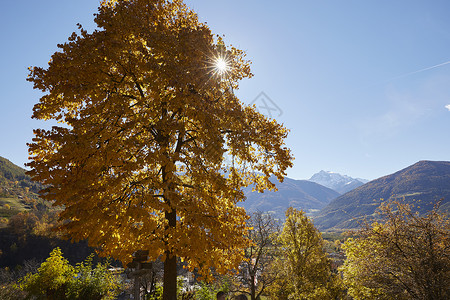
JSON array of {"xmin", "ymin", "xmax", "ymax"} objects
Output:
[
  {"xmin": 163, "ymin": 252, "xmax": 177, "ymax": 300},
  {"xmin": 251, "ymin": 274, "xmax": 256, "ymax": 300},
  {"xmin": 162, "ymin": 208, "xmax": 177, "ymax": 300}
]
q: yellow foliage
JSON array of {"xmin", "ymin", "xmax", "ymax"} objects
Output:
[
  {"xmin": 27, "ymin": 0, "xmax": 293, "ymax": 282},
  {"xmin": 341, "ymin": 200, "xmax": 450, "ymax": 299},
  {"xmin": 269, "ymin": 208, "xmax": 344, "ymax": 299}
]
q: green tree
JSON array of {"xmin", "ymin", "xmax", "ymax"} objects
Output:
[
  {"xmin": 19, "ymin": 247, "xmax": 75, "ymax": 299},
  {"xmin": 18, "ymin": 248, "xmax": 122, "ymax": 300},
  {"xmin": 26, "ymin": 0, "xmax": 293, "ymax": 299},
  {"xmin": 341, "ymin": 200, "xmax": 450, "ymax": 300},
  {"xmin": 269, "ymin": 207, "xmax": 343, "ymax": 300},
  {"xmin": 67, "ymin": 255, "xmax": 122, "ymax": 300},
  {"xmin": 195, "ymin": 279, "xmax": 231, "ymax": 300}
]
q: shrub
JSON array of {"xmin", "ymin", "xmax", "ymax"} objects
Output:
[{"xmin": 18, "ymin": 248, "xmax": 123, "ymax": 299}]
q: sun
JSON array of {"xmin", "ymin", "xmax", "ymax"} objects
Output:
[
  {"xmin": 203, "ymin": 52, "xmax": 232, "ymax": 82},
  {"xmin": 215, "ymin": 57, "xmax": 228, "ymax": 74}
]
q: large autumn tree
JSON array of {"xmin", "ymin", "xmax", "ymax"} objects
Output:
[{"xmin": 26, "ymin": 0, "xmax": 293, "ymax": 299}]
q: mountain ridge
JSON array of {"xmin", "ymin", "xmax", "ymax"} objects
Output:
[
  {"xmin": 0, "ymin": 156, "xmax": 47, "ymax": 223},
  {"xmin": 309, "ymin": 170, "xmax": 367, "ymax": 194},
  {"xmin": 242, "ymin": 176, "xmax": 340, "ymax": 218},
  {"xmin": 313, "ymin": 160, "xmax": 450, "ymax": 231}
]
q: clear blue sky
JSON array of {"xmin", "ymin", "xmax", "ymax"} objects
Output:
[{"xmin": 1, "ymin": 0, "xmax": 450, "ymax": 181}]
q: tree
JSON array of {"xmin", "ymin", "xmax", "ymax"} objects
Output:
[
  {"xmin": 7, "ymin": 211, "xmax": 39, "ymax": 239},
  {"xmin": 19, "ymin": 248, "xmax": 75, "ymax": 299},
  {"xmin": 26, "ymin": 0, "xmax": 293, "ymax": 299},
  {"xmin": 341, "ymin": 200, "xmax": 450, "ymax": 300},
  {"xmin": 67, "ymin": 255, "xmax": 122, "ymax": 300},
  {"xmin": 268, "ymin": 207, "xmax": 343, "ymax": 300},
  {"xmin": 18, "ymin": 248, "xmax": 122, "ymax": 300},
  {"xmin": 0, "ymin": 260, "xmax": 39, "ymax": 300},
  {"xmin": 237, "ymin": 212, "xmax": 280, "ymax": 300}
]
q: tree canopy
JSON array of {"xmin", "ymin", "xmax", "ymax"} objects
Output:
[
  {"xmin": 341, "ymin": 200, "xmax": 450, "ymax": 300},
  {"xmin": 268, "ymin": 207, "xmax": 343, "ymax": 300},
  {"xmin": 27, "ymin": 0, "xmax": 293, "ymax": 298}
]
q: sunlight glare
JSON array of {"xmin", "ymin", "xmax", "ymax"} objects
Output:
[{"xmin": 215, "ymin": 57, "xmax": 228, "ymax": 74}]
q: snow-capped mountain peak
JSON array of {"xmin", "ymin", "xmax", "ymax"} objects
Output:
[{"xmin": 308, "ymin": 170, "xmax": 367, "ymax": 194}]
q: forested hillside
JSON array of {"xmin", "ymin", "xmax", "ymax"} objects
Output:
[
  {"xmin": 0, "ymin": 157, "xmax": 99, "ymax": 269},
  {"xmin": 0, "ymin": 157, "xmax": 49, "ymax": 225}
]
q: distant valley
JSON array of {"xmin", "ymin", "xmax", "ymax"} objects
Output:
[{"xmin": 0, "ymin": 156, "xmax": 48, "ymax": 222}]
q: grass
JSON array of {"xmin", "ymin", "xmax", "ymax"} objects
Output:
[
  {"xmin": 321, "ymin": 232, "xmax": 345, "ymax": 242},
  {"xmin": 0, "ymin": 197, "xmax": 33, "ymax": 219},
  {"xmin": 0, "ymin": 197, "xmax": 30, "ymax": 210}
]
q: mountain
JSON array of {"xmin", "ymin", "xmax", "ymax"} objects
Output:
[
  {"xmin": 309, "ymin": 170, "xmax": 367, "ymax": 194},
  {"xmin": 0, "ymin": 157, "xmax": 109, "ymax": 269},
  {"xmin": 313, "ymin": 161, "xmax": 450, "ymax": 231},
  {"xmin": 0, "ymin": 156, "xmax": 43, "ymax": 196},
  {"xmin": 242, "ymin": 176, "xmax": 340, "ymax": 218},
  {"xmin": 1, "ymin": 156, "xmax": 340, "ymax": 222},
  {"xmin": 0, "ymin": 156, "xmax": 47, "ymax": 223}
]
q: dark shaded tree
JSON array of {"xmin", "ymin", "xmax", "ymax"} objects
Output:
[{"xmin": 238, "ymin": 212, "xmax": 280, "ymax": 300}]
